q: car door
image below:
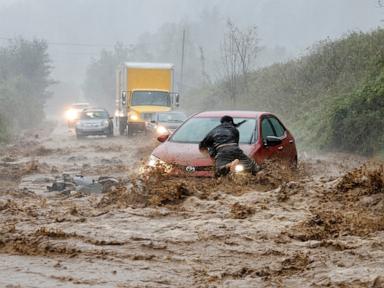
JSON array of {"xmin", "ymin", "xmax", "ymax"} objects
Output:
[
  {"xmin": 267, "ymin": 116, "xmax": 292, "ymax": 161},
  {"xmin": 257, "ymin": 116, "xmax": 282, "ymax": 163}
]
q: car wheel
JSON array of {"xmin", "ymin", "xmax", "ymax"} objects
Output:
[
  {"xmin": 107, "ymin": 128, "xmax": 113, "ymax": 137},
  {"xmin": 290, "ymin": 156, "xmax": 298, "ymax": 170}
]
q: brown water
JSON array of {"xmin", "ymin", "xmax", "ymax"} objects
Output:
[{"xmin": 0, "ymin": 125, "xmax": 383, "ymax": 288}]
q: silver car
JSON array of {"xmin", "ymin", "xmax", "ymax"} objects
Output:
[
  {"xmin": 147, "ymin": 111, "xmax": 187, "ymax": 135},
  {"xmin": 75, "ymin": 109, "xmax": 113, "ymax": 139}
]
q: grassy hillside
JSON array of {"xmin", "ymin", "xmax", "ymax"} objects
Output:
[{"xmin": 184, "ymin": 29, "xmax": 384, "ymax": 155}]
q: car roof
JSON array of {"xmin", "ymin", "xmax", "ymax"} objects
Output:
[
  {"xmin": 83, "ymin": 108, "xmax": 107, "ymax": 112},
  {"xmin": 158, "ymin": 111, "xmax": 185, "ymax": 114},
  {"xmin": 194, "ymin": 111, "xmax": 269, "ymax": 118},
  {"xmin": 71, "ymin": 102, "xmax": 89, "ymax": 106}
]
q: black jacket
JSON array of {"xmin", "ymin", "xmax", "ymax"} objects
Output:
[{"xmin": 199, "ymin": 123, "xmax": 239, "ymax": 157}]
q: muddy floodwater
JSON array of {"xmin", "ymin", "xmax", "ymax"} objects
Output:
[{"xmin": 0, "ymin": 125, "xmax": 383, "ymax": 288}]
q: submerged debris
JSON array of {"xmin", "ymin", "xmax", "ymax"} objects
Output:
[{"xmin": 47, "ymin": 174, "xmax": 119, "ymax": 194}]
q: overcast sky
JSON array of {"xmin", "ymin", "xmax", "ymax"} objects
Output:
[{"xmin": 0, "ymin": 0, "xmax": 382, "ymax": 94}]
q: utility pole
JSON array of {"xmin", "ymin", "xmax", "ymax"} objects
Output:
[{"xmin": 179, "ymin": 29, "xmax": 186, "ymax": 96}]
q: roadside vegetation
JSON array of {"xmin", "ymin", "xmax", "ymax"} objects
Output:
[
  {"xmin": 184, "ymin": 28, "xmax": 384, "ymax": 156},
  {"xmin": 0, "ymin": 38, "xmax": 53, "ymax": 142}
]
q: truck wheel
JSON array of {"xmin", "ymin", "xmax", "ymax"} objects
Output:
[
  {"xmin": 119, "ymin": 118, "xmax": 127, "ymax": 136},
  {"xmin": 119, "ymin": 121, "xmax": 127, "ymax": 135},
  {"xmin": 127, "ymin": 124, "xmax": 134, "ymax": 136}
]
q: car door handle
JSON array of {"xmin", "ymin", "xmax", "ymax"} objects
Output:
[
  {"xmin": 278, "ymin": 146, "xmax": 284, "ymax": 150},
  {"xmin": 289, "ymin": 139, "xmax": 294, "ymax": 144}
]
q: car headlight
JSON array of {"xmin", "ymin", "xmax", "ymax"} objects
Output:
[
  {"xmin": 129, "ymin": 112, "xmax": 139, "ymax": 121},
  {"xmin": 65, "ymin": 109, "xmax": 78, "ymax": 121},
  {"xmin": 102, "ymin": 120, "xmax": 109, "ymax": 127},
  {"xmin": 235, "ymin": 164, "xmax": 244, "ymax": 173},
  {"xmin": 148, "ymin": 155, "xmax": 161, "ymax": 167},
  {"xmin": 156, "ymin": 125, "xmax": 168, "ymax": 135}
]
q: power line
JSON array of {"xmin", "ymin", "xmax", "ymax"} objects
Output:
[{"xmin": 0, "ymin": 36, "xmax": 124, "ymax": 48}]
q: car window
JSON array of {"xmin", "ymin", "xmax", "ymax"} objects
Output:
[
  {"xmin": 158, "ymin": 112, "xmax": 186, "ymax": 122},
  {"xmin": 261, "ymin": 118, "xmax": 275, "ymax": 140},
  {"xmin": 171, "ymin": 117, "xmax": 257, "ymax": 144},
  {"xmin": 80, "ymin": 111, "xmax": 108, "ymax": 120},
  {"xmin": 268, "ymin": 117, "xmax": 286, "ymax": 137}
]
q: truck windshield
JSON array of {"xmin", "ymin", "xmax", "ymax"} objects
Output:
[{"xmin": 131, "ymin": 91, "xmax": 170, "ymax": 106}]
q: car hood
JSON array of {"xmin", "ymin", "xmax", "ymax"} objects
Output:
[
  {"xmin": 159, "ymin": 122, "xmax": 183, "ymax": 130},
  {"xmin": 152, "ymin": 141, "xmax": 253, "ymax": 166},
  {"xmin": 79, "ymin": 119, "xmax": 107, "ymax": 124}
]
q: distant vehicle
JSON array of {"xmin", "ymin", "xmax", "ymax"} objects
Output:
[
  {"xmin": 65, "ymin": 102, "xmax": 90, "ymax": 128},
  {"xmin": 146, "ymin": 111, "xmax": 187, "ymax": 135},
  {"xmin": 75, "ymin": 108, "xmax": 113, "ymax": 139},
  {"xmin": 115, "ymin": 62, "xmax": 180, "ymax": 136},
  {"xmin": 148, "ymin": 111, "xmax": 297, "ymax": 177}
]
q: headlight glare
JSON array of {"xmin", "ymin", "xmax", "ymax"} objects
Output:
[
  {"xmin": 148, "ymin": 155, "xmax": 160, "ymax": 167},
  {"xmin": 235, "ymin": 164, "xmax": 244, "ymax": 173},
  {"xmin": 129, "ymin": 112, "xmax": 139, "ymax": 121},
  {"xmin": 65, "ymin": 109, "xmax": 78, "ymax": 121},
  {"xmin": 156, "ymin": 125, "xmax": 168, "ymax": 135}
]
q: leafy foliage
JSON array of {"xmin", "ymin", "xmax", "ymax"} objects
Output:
[
  {"xmin": 328, "ymin": 73, "xmax": 384, "ymax": 154},
  {"xmin": 83, "ymin": 43, "xmax": 130, "ymax": 113},
  {"xmin": 0, "ymin": 38, "xmax": 53, "ymax": 141},
  {"xmin": 185, "ymin": 28, "xmax": 384, "ymax": 155}
]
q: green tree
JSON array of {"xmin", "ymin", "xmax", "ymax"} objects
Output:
[
  {"xmin": 0, "ymin": 38, "xmax": 53, "ymax": 140},
  {"xmin": 83, "ymin": 43, "xmax": 131, "ymax": 113}
]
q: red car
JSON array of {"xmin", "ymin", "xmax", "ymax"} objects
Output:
[{"xmin": 148, "ymin": 111, "xmax": 297, "ymax": 177}]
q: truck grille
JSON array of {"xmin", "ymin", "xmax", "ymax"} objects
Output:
[{"xmin": 141, "ymin": 113, "xmax": 153, "ymax": 121}]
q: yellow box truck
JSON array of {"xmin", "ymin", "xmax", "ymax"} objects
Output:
[{"xmin": 115, "ymin": 62, "xmax": 179, "ymax": 136}]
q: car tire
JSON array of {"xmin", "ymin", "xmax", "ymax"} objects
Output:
[
  {"xmin": 290, "ymin": 156, "xmax": 298, "ymax": 170},
  {"xmin": 107, "ymin": 127, "xmax": 113, "ymax": 137}
]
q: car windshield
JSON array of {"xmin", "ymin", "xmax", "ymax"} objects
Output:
[
  {"xmin": 80, "ymin": 110, "xmax": 108, "ymax": 120},
  {"xmin": 131, "ymin": 91, "xmax": 170, "ymax": 106},
  {"xmin": 171, "ymin": 117, "xmax": 257, "ymax": 144},
  {"xmin": 158, "ymin": 112, "xmax": 186, "ymax": 123}
]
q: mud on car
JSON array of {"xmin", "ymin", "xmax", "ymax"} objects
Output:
[{"xmin": 148, "ymin": 111, "xmax": 297, "ymax": 177}]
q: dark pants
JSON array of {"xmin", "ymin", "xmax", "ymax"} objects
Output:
[{"xmin": 214, "ymin": 146, "xmax": 260, "ymax": 177}]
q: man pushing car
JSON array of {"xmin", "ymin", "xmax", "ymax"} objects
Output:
[{"xmin": 199, "ymin": 115, "xmax": 261, "ymax": 177}]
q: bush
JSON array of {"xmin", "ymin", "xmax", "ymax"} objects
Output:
[{"xmin": 328, "ymin": 73, "xmax": 384, "ymax": 155}]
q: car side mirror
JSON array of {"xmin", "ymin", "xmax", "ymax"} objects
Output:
[
  {"xmin": 157, "ymin": 134, "xmax": 169, "ymax": 143},
  {"xmin": 264, "ymin": 136, "xmax": 282, "ymax": 146},
  {"xmin": 109, "ymin": 116, "xmax": 113, "ymax": 120},
  {"xmin": 150, "ymin": 120, "xmax": 156, "ymax": 123}
]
